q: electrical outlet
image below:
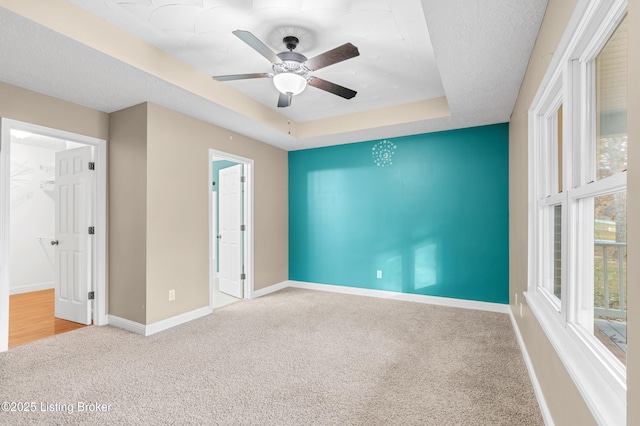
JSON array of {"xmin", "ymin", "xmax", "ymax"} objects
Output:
[
  {"xmin": 515, "ymin": 293, "xmax": 518, "ymax": 306},
  {"xmin": 376, "ymin": 270, "xmax": 382, "ymax": 279},
  {"xmin": 520, "ymin": 303, "xmax": 523, "ymax": 318},
  {"xmin": 169, "ymin": 289, "xmax": 175, "ymax": 301}
]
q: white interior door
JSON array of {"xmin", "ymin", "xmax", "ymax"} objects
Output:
[
  {"xmin": 218, "ymin": 164, "xmax": 243, "ymax": 298},
  {"xmin": 211, "ymin": 191, "xmax": 217, "ymax": 269},
  {"xmin": 54, "ymin": 146, "xmax": 92, "ymax": 324}
]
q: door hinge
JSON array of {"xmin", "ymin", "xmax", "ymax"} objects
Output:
[
  {"xmin": 88, "ymin": 226, "xmax": 95, "ymax": 235},
  {"xmin": 88, "ymin": 162, "xmax": 95, "ymax": 171},
  {"xmin": 88, "ymin": 291, "xmax": 95, "ymax": 300},
  {"xmin": 240, "ymin": 273, "xmax": 246, "ymax": 280},
  {"xmin": 240, "ymin": 224, "xmax": 246, "ymax": 231},
  {"xmin": 240, "ymin": 176, "xmax": 246, "ymax": 183}
]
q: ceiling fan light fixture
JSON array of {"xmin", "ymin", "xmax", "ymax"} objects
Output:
[
  {"xmin": 273, "ymin": 72, "xmax": 307, "ymax": 96},
  {"xmin": 212, "ymin": 31, "xmax": 359, "ymax": 107}
]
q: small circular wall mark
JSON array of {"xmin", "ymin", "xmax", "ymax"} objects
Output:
[{"xmin": 372, "ymin": 140, "xmax": 397, "ymax": 167}]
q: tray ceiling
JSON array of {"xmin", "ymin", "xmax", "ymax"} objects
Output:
[
  {"xmin": 71, "ymin": 0, "xmax": 445, "ymax": 122},
  {"xmin": 0, "ymin": 0, "xmax": 548, "ymax": 150}
]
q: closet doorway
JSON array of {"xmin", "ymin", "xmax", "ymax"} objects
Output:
[
  {"xmin": 0, "ymin": 119, "xmax": 107, "ymax": 352},
  {"xmin": 209, "ymin": 149, "xmax": 254, "ymax": 309}
]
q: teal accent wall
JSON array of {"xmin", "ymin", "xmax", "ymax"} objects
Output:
[{"xmin": 288, "ymin": 123, "xmax": 509, "ymax": 304}]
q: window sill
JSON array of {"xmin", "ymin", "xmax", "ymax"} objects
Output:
[{"xmin": 524, "ymin": 290, "xmax": 625, "ymax": 425}]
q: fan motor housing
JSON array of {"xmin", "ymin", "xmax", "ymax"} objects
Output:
[
  {"xmin": 273, "ymin": 51, "xmax": 309, "ymax": 77},
  {"xmin": 277, "ymin": 51, "xmax": 307, "ymax": 63}
]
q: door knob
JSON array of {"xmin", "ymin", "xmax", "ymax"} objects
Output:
[
  {"xmin": 51, "ymin": 240, "xmax": 59, "ymax": 246},
  {"xmin": 217, "ymin": 235, "xmax": 222, "ymax": 240}
]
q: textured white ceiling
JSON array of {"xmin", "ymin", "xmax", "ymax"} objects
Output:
[
  {"xmin": 69, "ymin": 0, "xmax": 445, "ymax": 122},
  {"xmin": 0, "ymin": 0, "xmax": 548, "ymax": 150}
]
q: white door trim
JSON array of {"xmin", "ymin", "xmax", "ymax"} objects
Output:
[
  {"xmin": 0, "ymin": 118, "xmax": 107, "ymax": 352},
  {"xmin": 208, "ymin": 149, "xmax": 254, "ymax": 309}
]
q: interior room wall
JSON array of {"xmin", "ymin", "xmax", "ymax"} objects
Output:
[
  {"xmin": 506, "ymin": 0, "xmax": 638, "ymax": 423},
  {"xmin": 0, "ymin": 82, "xmax": 109, "ymax": 313},
  {"xmin": 289, "ymin": 123, "xmax": 509, "ymax": 304},
  {"xmin": 108, "ymin": 103, "xmax": 148, "ymax": 324},
  {"xmin": 145, "ymin": 103, "xmax": 287, "ymax": 324},
  {"xmin": 508, "ymin": 1, "xmax": 593, "ymax": 423},
  {"xmin": 0, "ymin": 82, "xmax": 109, "ymax": 141},
  {"xmin": 9, "ymin": 142, "xmax": 56, "ymax": 294}
]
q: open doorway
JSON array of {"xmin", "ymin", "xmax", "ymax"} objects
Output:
[
  {"xmin": 209, "ymin": 149, "xmax": 253, "ymax": 309},
  {"xmin": 0, "ymin": 119, "xmax": 107, "ymax": 352}
]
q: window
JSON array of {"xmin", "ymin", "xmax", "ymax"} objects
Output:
[
  {"xmin": 526, "ymin": 1, "xmax": 628, "ymax": 424},
  {"xmin": 595, "ymin": 17, "xmax": 628, "ymax": 181},
  {"xmin": 591, "ymin": 15, "xmax": 628, "ymax": 366},
  {"xmin": 593, "ymin": 192, "xmax": 627, "ymax": 365},
  {"xmin": 552, "ymin": 204, "xmax": 562, "ymax": 300}
]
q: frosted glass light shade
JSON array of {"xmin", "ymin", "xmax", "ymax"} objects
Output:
[{"xmin": 273, "ymin": 73, "xmax": 307, "ymax": 95}]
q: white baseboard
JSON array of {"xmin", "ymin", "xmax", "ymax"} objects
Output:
[
  {"xmin": 108, "ymin": 306, "xmax": 213, "ymax": 337},
  {"xmin": 282, "ymin": 280, "xmax": 510, "ymax": 314},
  {"xmin": 509, "ymin": 310, "xmax": 554, "ymax": 426},
  {"xmin": 252, "ymin": 280, "xmax": 509, "ymax": 314},
  {"xmin": 109, "ymin": 281, "xmax": 508, "ymax": 337},
  {"xmin": 10, "ymin": 281, "xmax": 54, "ymax": 295},
  {"xmin": 107, "ymin": 315, "xmax": 146, "ymax": 336},
  {"xmin": 145, "ymin": 306, "xmax": 212, "ymax": 336},
  {"xmin": 250, "ymin": 281, "xmax": 290, "ymax": 299}
]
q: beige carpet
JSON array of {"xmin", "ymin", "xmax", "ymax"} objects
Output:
[{"xmin": 0, "ymin": 288, "xmax": 543, "ymax": 425}]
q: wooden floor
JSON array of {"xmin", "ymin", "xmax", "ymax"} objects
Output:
[{"xmin": 9, "ymin": 289, "xmax": 87, "ymax": 348}]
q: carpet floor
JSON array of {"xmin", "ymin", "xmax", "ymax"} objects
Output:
[{"xmin": 0, "ymin": 288, "xmax": 543, "ymax": 425}]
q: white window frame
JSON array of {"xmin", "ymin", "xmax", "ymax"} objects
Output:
[
  {"xmin": 525, "ymin": 0, "xmax": 628, "ymax": 424},
  {"xmin": 537, "ymin": 88, "xmax": 565, "ymax": 315}
]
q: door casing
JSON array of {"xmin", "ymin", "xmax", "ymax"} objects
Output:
[
  {"xmin": 0, "ymin": 118, "xmax": 107, "ymax": 352},
  {"xmin": 208, "ymin": 149, "xmax": 254, "ymax": 308}
]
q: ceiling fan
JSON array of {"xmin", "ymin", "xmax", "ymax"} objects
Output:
[{"xmin": 212, "ymin": 30, "xmax": 360, "ymax": 108}]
